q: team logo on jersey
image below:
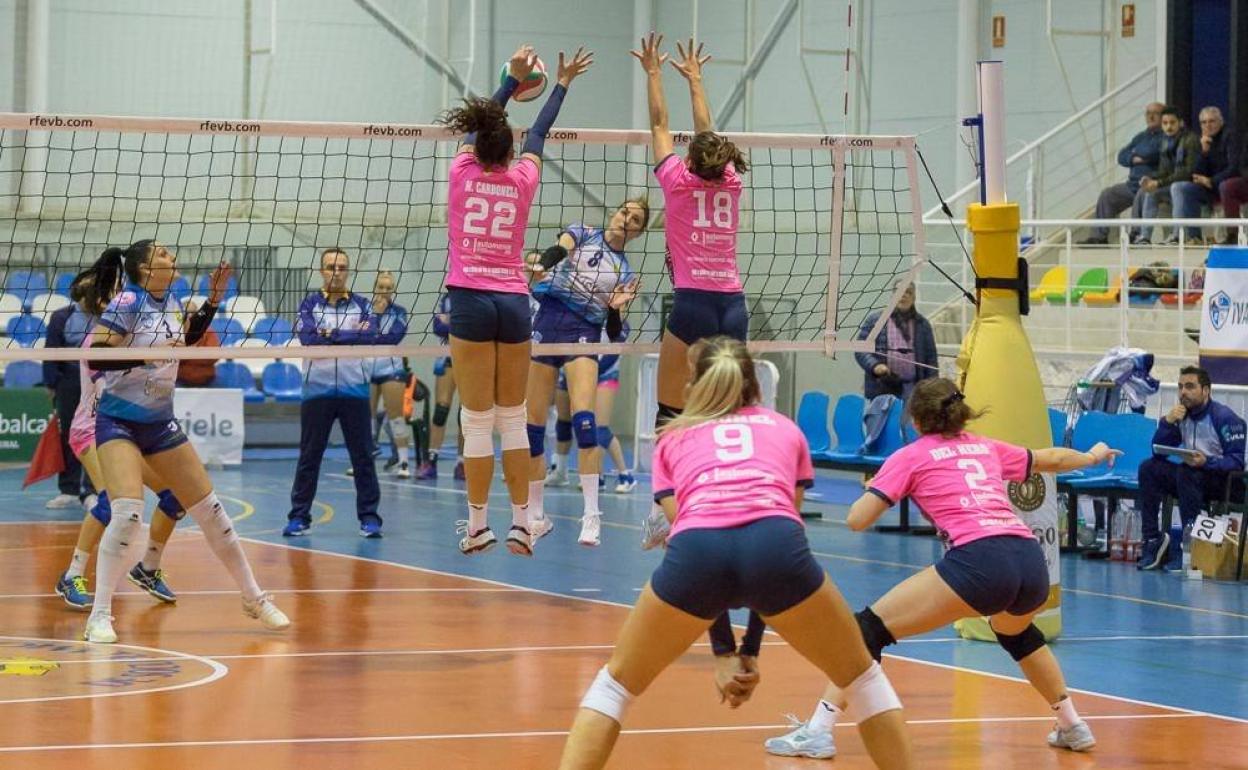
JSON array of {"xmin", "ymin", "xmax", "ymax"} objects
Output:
[{"xmin": 1008, "ymin": 472, "xmax": 1046, "ymax": 512}]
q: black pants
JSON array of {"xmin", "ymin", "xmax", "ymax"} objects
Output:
[
  {"xmin": 53, "ymin": 377, "xmax": 87, "ymax": 497},
  {"xmin": 288, "ymin": 397, "xmax": 381, "ymax": 525},
  {"xmin": 1137, "ymin": 457, "xmax": 1240, "ymax": 540}
]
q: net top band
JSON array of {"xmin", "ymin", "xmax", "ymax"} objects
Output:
[{"xmin": 0, "ymin": 112, "xmax": 915, "ymax": 151}]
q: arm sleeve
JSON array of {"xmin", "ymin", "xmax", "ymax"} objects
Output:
[
  {"xmin": 1208, "ymin": 412, "xmax": 1247, "ymax": 473},
  {"xmin": 520, "ymin": 84, "xmax": 568, "ymax": 156},
  {"xmin": 296, "ymin": 297, "xmax": 328, "ymax": 346},
  {"xmin": 707, "ymin": 613, "xmax": 737, "ymax": 656},
  {"xmin": 738, "ymin": 611, "xmax": 767, "ymax": 657},
  {"xmin": 184, "ymin": 301, "xmax": 219, "ymax": 345}
]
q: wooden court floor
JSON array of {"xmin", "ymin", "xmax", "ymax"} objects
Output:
[{"xmin": 0, "ymin": 522, "xmax": 1243, "ymax": 769}]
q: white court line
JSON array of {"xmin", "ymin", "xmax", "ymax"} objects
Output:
[
  {"xmin": 246, "ymin": 537, "xmax": 1248, "ymax": 726},
  {"xmin": 0, "ymin": 712, "xmax": 1207, "ymax": 754},
  {"xmin": 0, "ymin": 635, "xmax": 227, "ymax": 705},
  {"xmin": 0, "ymin": 587, "xmax": 520, "ymax": 600}
]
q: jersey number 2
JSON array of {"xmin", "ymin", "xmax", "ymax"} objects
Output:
[{"xmin": 957, "ymin": 458, "xmax": 991, "ymax": 491}]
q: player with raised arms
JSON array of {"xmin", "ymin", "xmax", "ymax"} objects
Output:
[
  {"xmin": 81, "ymin": 239, "xmax": 289, "ymax": 644},
  {"xmin": 522, "ymin": 196, "xmax": 647, "ymax": 546},
  {"xmin": 558, "ymin": 337, "xmax": 914, "ymax": 769},
  {"xmin": 764, "ymin": 377, "xmax": 1116, "ymax": 759},
  {"xmin": 439, "ymin": 43, "xmax": 594, "ymax": 555}
]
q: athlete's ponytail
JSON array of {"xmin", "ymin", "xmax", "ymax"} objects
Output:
[{"xmin": 660, "ymin": 336, "xmax": 760, "ymax": 435}]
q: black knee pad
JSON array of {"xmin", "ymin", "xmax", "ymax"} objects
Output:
[
  {"xmin": 433, "ymin": 403, "xmax": 450, "ymax": 427},
  {"xmin": 995, "ymin": 623, "xmax": 1046, "ymax": 662},
  {"xmin": 855, "ymin": 607, "xmax": 896, "ymax": 663},
  {"xmin": 655, "ymin": 402, "xmax": 682, "ymax": 431}
]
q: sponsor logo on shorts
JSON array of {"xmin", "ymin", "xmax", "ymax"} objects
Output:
[{"xmin": 1008, "ymin": 472, "xmax": 1046, "ymax": 512}]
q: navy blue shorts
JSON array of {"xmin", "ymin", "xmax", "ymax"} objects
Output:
[
  {"xmin": 95, "ymin": 413, "xmax": 189, "ymax": 456},
  {"xmin": 666, "ymin": 289, "xmax": 748, "ymax": 345},
  {"xmin": 447, "ymin": 287, "xmax": 532, "ymax": 344},
  {"xmin": 531, "ymin": 297, "xmax": 601, "ymax": 368},
  {"xmin": 934, "ymin": 535, "xmax": 1050, "ymax": 616},
  {"xmin": 650, "ymin": 516, "xmax": 825, "ymax": 619}
]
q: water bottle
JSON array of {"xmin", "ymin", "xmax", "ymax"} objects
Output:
[
  {"xmin": 1109, "ymin": 508, "xmax": 1126, "ymax": 561},
  {"xmin": 1127, "ymin": 506, "xmax": 1143, "ymax": 562}
]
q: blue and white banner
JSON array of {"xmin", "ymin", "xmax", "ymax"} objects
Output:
[{"xmin": 1200, "ymin": 247, "xmax": 1248, "ymax": 385}]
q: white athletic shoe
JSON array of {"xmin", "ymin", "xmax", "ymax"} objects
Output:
[
  {"xmin": 457, "ymin": 521, "xmax": 497, "ymax": 554},
  {"xmin": 46, "ymin": 494, "xmax": 79, "ymax": 510},
  {"xmin": 83, "ymin": 613, "xmax": 117, "ymax": 644},
  {"xmin": 506, "ymin": 525, "xmax": 534, "ymax": 557},
  {"xmin": 1047, "ymin": 720, "xmax": 1096, "ymax": 752},
  {"xmin": 614, "ymin": 473, "xmax": 637, "ymax": 494},
  {"xmin": 545, "ymin": 464, "xmax": 569, "ymax": 487},
  {"xmin": 529, "ymin": 516, "xmax": 555, "ymax": 544},
  {"xmin": 578, "ymin": 512, "xmax": 602, "ymax": 547},
  {"xmin": 764, "ymin": 716, "xmax": 837, "ymax": 759},
  {"xmin": 394, "ymin": 462, "xmax": 411, "ymax": 479},
  {"xmin": 242, "ymin": 593, "xmax": 291, "ymax": 631}
]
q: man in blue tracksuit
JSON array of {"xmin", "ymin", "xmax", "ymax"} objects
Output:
[
  {"xmin": 1136, "ymin": 365, "xmax": 1246, "ymax": 569},
  {"xmin": 284, "ymin": 247, "xmax": 383, "ymax": 538}
]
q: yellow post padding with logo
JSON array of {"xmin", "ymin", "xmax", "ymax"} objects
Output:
[{"xmin": 954, "ymin": 202, "xmax": 1063, "ymax": 641}]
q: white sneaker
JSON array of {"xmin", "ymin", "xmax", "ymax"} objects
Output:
[
  {"xmin": 529, "ymin": 516, "xmax": 554, "ymax": 544},
  {"xmin": 641, "ymin": 506, "xmax": 670, "ymax": 551},
  {"xmin": 394, "ymin": 462, "xmax": 411, "ymax": 479},
  {"xmin": 1047, "ymin": 720, "xmax": 1096, "ymax": 752},
  {"xmin": 46, "ymin": 494, "xmax": 79, "ymax": 510},
  {"xmin": 457, "ymin": 521, "xmax": 497, "ymax": 554},
  {"xmin": 242, "ymin": 593, "xmax": 291, "ymax": 631},
  {"xmin": 578, "ymin": 512, "xmax": 602, "ymax": 547},
  {"xmin": 506, "ymin": 525, "xmax": 534, "ymax": 556},
  {"xmin": 614, "ymin": 473, "xmax": 637, "ymax": 493},
  {"xmin": 83, "ymin": 613, "xmax": 117, "ymax": 644},
  {"xmin": 545, "ymin": 464, "xmax": 569, "ymax": 487},
  {"xmin": 764, "ymin": 716, "xmax": 836, "ymax": 759},
  {"xmin": 345, "ymin": 466, "xmax": 355, "ymax": 477}
]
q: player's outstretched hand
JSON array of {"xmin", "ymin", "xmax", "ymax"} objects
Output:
[{"xmin": 557, "ymin": 46, "xmax": 594, "ymax": 88}]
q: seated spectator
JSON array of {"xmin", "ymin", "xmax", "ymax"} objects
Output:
[
  {"xmin": 1169, "ymin": 106, "xmax": 1237, "ymax": 244},
  {"xmin": 1216, "ymin": 130, "xmax": 1248, "ymax": 244},
  {"xmin": 1134, "ymin": 107, "xmax": 1199, "ymax": 244},
  {"xmin": 1080, "ymin": 102, "xmax": 1164, "ymax": 245},
  {"xmin": 176, "ymin": 301, "xmax": 221, "ymax": 387},
  {"xmin": 853, "ymin": 281, "xmax": 937, "ymax": 401},
  {"xmin": 1135, "ymin": 365, "xmax": 1246, "ymax": 570}
]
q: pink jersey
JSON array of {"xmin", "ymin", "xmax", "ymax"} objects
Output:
[
  {"xmin": 652, "ymin": 405, "xmax": 814, "ymax": 537},
  {"xmin": 69, "ymin": 336, "xmax": 103, "ymax": 458},
  {"xmin": 868, "ymin": 432, "xmax": 1036, "ymax": 548},
  {"xmin": 445, "ymin": 152, "xmax": 540, "ymax": 294},
  {"xmin": 654, "ymin": 153, "xmax": 744, "ymax": 292}
]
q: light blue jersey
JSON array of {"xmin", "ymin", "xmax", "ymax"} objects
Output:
[
  {"xmin": 296, "ymin": 291, "xmax": 377, "ymax": 399},
  {"xmin": 368, "ymin": 302, "xmax": 409, "ymax": 381},
  {"xmin": 96, "ymin": 284, "xmax": 184, "ymax": 423},
  {"xmin": 532, "ymin": 223, "xmax": 633, "ymax": 325}
]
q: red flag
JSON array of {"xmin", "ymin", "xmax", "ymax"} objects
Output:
[{"xmin": 23, "ymin": 415, "xmax": 65, "ymax": 489}]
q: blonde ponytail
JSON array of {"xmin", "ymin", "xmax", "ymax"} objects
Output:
[{"xmin": 660, "ymin": 336, "xmax": 761, "ymax": 435}]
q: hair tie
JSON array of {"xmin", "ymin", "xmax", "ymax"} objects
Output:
[{"xmin": 939, "ymin": 391, "xmax": 965, "ymax": 411}]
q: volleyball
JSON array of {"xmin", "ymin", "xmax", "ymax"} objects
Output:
[{"xmin": 501, "ymin": 57, "xmax": 547, "ymax": 102}]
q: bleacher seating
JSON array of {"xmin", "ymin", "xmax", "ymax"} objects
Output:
[
  {"xmin": 26, "ymin": 292, "xmax": 72, "ymax": 317},
  {"xmin": 6, "ymin": 314, "xmax": 46, "ymax": 347},
  {"xmin": 53, "ymin": 272, "xmax": 77, "ymax": 297},
  {"xmin": 236, "ymin": 338, "xmax": 275, "ymax": 379},
  {"xmin": 251, "ymin": 316, "xmax": 293, "ymax": 345},
  {"xmin": 1030, "ymin": 266, "xmax": 1068, "ymax": 304},
  {"xmin": 3, "ymin": 360, "xmax": 42, "ymax": 388},
  {"xmin": 213, "ymin": 360, "xmax": 264, "ymax": 403},
  {"xmin": 4, "ymin": 272, "xmax": 48, "ymax": 306},
  {"xmin": 196, "ymin": 274, "xmax": 239, "ymax": 302},
  {"xmin": 210, "ymin": 317, "xmax": 247, "ymax": 347},
  {"xmin": 262, "ymin": 361, "xmax": 304, "ymax": 402},
  {"xmin": 795, "ymin": 391, "xmax": 832, "ymax": 456},
  {"xmin": 169, "ymin": 277, "xmax": 192, "ymax": 302}
]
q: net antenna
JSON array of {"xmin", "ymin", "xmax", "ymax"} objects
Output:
[{"xmin": 0, "ymin": 112, "xmax": 925, "ymax": 364}]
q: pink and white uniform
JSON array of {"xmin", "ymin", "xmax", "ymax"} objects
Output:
[
  {"xmin": 867, "ymin": 432, "xmax": 1036, "ymax": 547},
  {"xmin": 68, "ymin": 336, "xmax": 103, "ymax": 458},
  {"xmin": 445, "ymin": 152, "xmax": 541, "ymax": 294},
  {"xmin": 653, "ymin": 154, "xmax": 744, "ymax": 292},
  {"xmin": 652, "ymin": 405, "xmax": 814, "ymax": 538}
]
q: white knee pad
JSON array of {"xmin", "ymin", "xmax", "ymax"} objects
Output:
[
  {"xmin": 495, "ymin": 402, "xmax": 529, "ymax": 452},
  {"xmin": 460, "ymin": 406, "xmax": 495, "ymax": 458},
  {"xmin": 842, "ymin": 661, "xmax": 903, "ymax": 724},
  {"xmin": 100, "ymin": 497, "xmax": 144, "ymax": 555},
  {"xmin": 186, "ymin": 493, "xmax": 239, "ymax": 547},
  {"xmin": 579, "ymin": 666, "xmax": 634, "ymax": 723},
  {"xmin": 388, "ymin": 417, "xmax": 410, "ymax": 444}
]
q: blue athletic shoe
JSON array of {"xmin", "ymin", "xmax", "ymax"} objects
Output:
[
  {"xmin": 55, "ymin": 572, "xmax": 93, "ymax": 611},
  {"xmin": 127, "ymin": 564, "xmax": 177, "ymax": 603},
  {"xmin": 359, "ymin": 520, "xmax": 383, "ymax": 539},
  {"xmin": 283, "ymin": 519, "xmax": 311, "ymax": 537},
  {"xmin": 764, "ymin": 716, "xmax": 836, "ymax": 759}
]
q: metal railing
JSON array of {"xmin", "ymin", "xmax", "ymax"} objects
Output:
[{"xmin": 919, "ymin": 217, "xmax": 1246, "ymax": 360}]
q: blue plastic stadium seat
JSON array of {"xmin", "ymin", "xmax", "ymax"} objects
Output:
[
  {"xmin": 196, "ymin": 274, "xmax": 239, "ymax": 302},
  {"xmin": 209, "ymin": 317, "xmax": 247, "ymax": 347},
  {"xmin": 1065, "ymin": 412, "xmax": 1157, "ymax": 492},
  {"xmin": 3, "ymin": 360, "xmax": 42, "ymax": 388},
  {"xmin": 796, "ymin": 391, "xmax": 832, "ymax": 457},
  {"xmin": 250, "ymin": 316, "xmax": 294, "ymax": 346},
  {"xmin": 213, "ymin": 360, "xmax": 264, "ymax": 402},
  {"xmin": 53, "ymin": 272, "xmax": 77, "ymax": 297},
  {"xmin": 818, "ymin": 393, "xmax": 868, "ymax": 465},
  {"xmin": 261, "ymin": 361, "xmax": 303, "ymax": 403},
  {"xmin": 1056, "ymin": 411, "xmax": 1119, "ymax": 484},
  {"xmin": 5, "ymin": 272, "xmax": 48, "ymax": 306},
  {"xmin": 6, "ymin": 314, "xmax": 47, "ymax": 347},
  {"xmin": 1048, "ymin": 407, "xmax": 1068, "ymax": 447},
  {"xmin": 169, "ymin": 277, "xmax": 192, "ymax": 302}
]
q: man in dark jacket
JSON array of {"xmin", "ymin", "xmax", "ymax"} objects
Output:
[
  {"xmin": 853, "ymin": 282, "xmax": 937, "ymax": 400},
  {"xmin": 1216, "ymin": 130, "xmax": 1248, "ymax": 244},
  {"xmin": 1136, "ymin": 107, "xmax": 1201, "ymax": 244},
  {"xmin": 1170, "ymin": 106, "xmax": 1237, "ymax": 243},
  {"xmin": 1136, "ymin": 366, "xmax": 1246, "ymax": 570},
  {"xmin": 1081, "ymin": 102, "xmax": 1164, "ymax": 244},
  {"xmin": 41, "ymin": 279, "xmax": 96, "ymax": 509}
]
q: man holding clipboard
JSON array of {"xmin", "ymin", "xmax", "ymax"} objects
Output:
[{"xmin": 1136, "ymin": 366, "xmax": 1246, "ymax": 570}]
